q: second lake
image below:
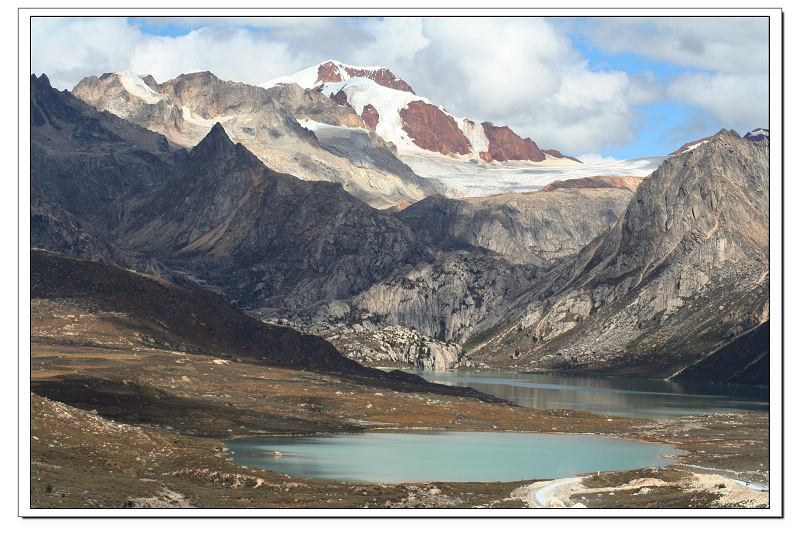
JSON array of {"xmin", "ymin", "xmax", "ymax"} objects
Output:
[{"xmin": 408, "ymin": 370, "xmax": 769, "ymax": 418}]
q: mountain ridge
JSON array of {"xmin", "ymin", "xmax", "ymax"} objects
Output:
[{"xmin": 464, "ymin": 129, "xmax": 769, "ymax": 383}]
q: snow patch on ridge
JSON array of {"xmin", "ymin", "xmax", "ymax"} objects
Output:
[
  {"xmin": 321, "ymin": 77, "xmax": 430, "ymax": 150},
  {"xmin": 181, "ymin": 106, "xmax": 235, "ymax": 132},
  {"xmin": 259, "ymin": 75, "xmax": 296, "ymax": 90},
  {"xmin": 299, "ymin": 119, "xmax": 369, "ymax": 140},
  {"xmin": 117, "ymin": 71, "xmax": 163, "ymax": 104},
  {"xmin": 681, "ymin": 140, "xmax": 709, "ymax": 153}
]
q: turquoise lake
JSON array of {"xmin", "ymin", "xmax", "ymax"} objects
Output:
[
  {"xmin": 226, "ymin": 432, "xmax": 680, "ymax": 483},
  {"xmin": 409, "ymin": 370, "xmax": 769, "ymax": 419}
]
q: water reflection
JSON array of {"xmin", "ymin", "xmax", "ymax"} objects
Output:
[{"xmin": 410, "ymin": 371, "xmax": 768, "ymax": 418}]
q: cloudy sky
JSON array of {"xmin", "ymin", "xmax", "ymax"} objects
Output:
[{"xmin": 29, "ymin": 13, "xmax": 773, "ymax": 160}]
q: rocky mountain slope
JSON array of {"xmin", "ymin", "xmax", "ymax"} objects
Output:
[
  {"xmin": 72, "ymin": 70, "xmax": 438, "ymax": 209},
  {"xmin": 31, "ymin": 72, "xmax": 771, "ymax": 383},
  {"xmin": 31, "ymin": 249, "xmax": 357, "ymax": 373},
  {"xmin": 31, "ymin": 249, "xmax": 502, "ymax": 397},
  {"xmin": 394, "ymin": 177, "xmax": 641, "ymax": 266},
  {"xmin": 31, "ymin": 74, "xmax": 176, "ymax": 230},
  {"xmin": 351, "ymin": 250, "xmax": 537, "ymax": 343},
  {"xmin": 118, "ymin": 122, "xmax": 435, "ymax": 318},
  {"xmin": 33, "ymin": 74, "xmax": 429, "ymax": 320},
  {"xmin": 30, "ymin": 74, "xmax": 182, "ymax": 280},
  {"xmin": 465, "ymin": 130, "xmax": 769, "ymax": 384}
]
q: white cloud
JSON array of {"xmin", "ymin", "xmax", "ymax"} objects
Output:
[
  {"xmin": 31, "ymin": 17, "xmax": 145, "ymax": 89},
  {"xmin": 31, "ymin": 17, "xmax": 326, "ymax": 89},
  {"xmin": 409, "ymin": 18, "xmax": 574, "ymax": 120},
  {"xmin": 528, "ymin": 67, "xmax": 640, "ymax": 153},
  {"xmin": 334, "ymin": 17, "xmax": 652, "ymax": 155},
  {"xmin": 29, "ymin": 15, "xmax": 770, "ymax": 157},
  {"xmin": 347, "ymin": 18, "xmax": 430, "ymax": 76},
  {"xmin": 128, "ymin": 26, "xmax": 301, "ymax": 85},
  {"xmin": 667, "ymin": 72, "xmax": 768, "ymax": 131},
  {"xmin": 585, "ymin": 17, "xmax": 769, "ymax": 74}
]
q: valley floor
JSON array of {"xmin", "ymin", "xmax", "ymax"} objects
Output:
[{"xmin": 28, "ymin": 344, "xmax": 769, "ymax": 511}]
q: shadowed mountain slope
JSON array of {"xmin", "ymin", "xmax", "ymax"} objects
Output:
[
  {"xmin": 31, "ymin": 249, "xmax": 356, "ymax": 372},
  {"xmin": 31, "ymin": 249, "xmax": 510, "ymax": 401},
  {"xmin": 120, "ymin": 122, "xmax": 433, "ymax": 317}
]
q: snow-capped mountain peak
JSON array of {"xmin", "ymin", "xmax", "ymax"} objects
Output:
[
  {"xmin": 259, "ymin": 59, "xmax": 581, "ymax": 165},
  {"xmin": 261, "ymin": 59, "xmax": 415, "ymax": 94}
]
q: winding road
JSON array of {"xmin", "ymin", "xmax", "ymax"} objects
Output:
[{"xmin": 531, "ymin": 477, "xmax": 582, "ymax": 507}]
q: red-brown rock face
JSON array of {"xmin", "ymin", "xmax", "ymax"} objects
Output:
[
  {"xmin": 399, "ymin": 101, "xmax": 473, "ymax": 156},
  {"xmin": 330, "ymin": 90, "xmax": 353, "ymax": 108},
  {"xmin": 361, "ymin": 104, "xmax": 380, "ymax": 131},
  {"xmin": 481, "ymin": 122, "xmax": 547, "ymax": 162},
  {"xmin": 542, "ymin": 149, "xmax": 583, "ymax": 164},
  {"xmin": 315, "ymin": 61, "xmax": 415, "ymax": 94}
]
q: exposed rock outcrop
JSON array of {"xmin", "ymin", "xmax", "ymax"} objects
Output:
[
  {"xmin": 480, "ymin": 122, "xmax": 546, "ymax": 162},
  {"xmin": 469, "ymin": 130, "xmax": 770, "ymax": 383},
  {"xmin": 361, "ymin": 104, "xmax": 380, "ymax": 130},
  {"xmin": 263, "ymin": 82, "xmax": 364, "ymax": 128},
  {"xmin": 314, "ymin": 60, "xmax": 416, "ymax": 94},
  {"xmin": 307, "ymin": 322, "xmax": 467, "ymax": 371},
  {"xmin": 353, "ymin": 251, "xmax": 537, "ymax": 342},
  {"xmin": 542, "ymin": 149, "xmax": 583, "ymax": 164},
  {"xmin": 399, "ymin": 101, "xmax": 473, "ymax": 155}
]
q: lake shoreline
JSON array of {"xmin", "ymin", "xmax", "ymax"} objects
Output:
[{"xmin": 29, "ymin": 345, "xmax": 769, "ymax": 510}]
